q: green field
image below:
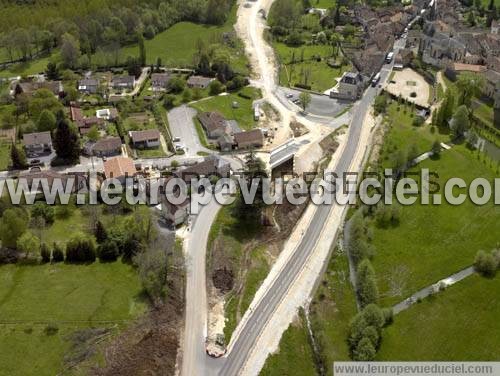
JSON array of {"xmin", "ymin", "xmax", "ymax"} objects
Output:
[
  {"xmin": 0, "ymin": 262, "xmax": 146, "ymax": 375},
  {"xmin": 0, "ymin": 52, "xmax": 57, "ymax": 78},
  {"xmin": 122, "ymin": 5, "xmax": 248, "ymax": 74},
  {"xmin": 372, "ymin": 145, "xmax": 500, "ymax": 306},
  {"xmin": 378, "ymin": 274, "xmax": 500, "ymax": 360},
  {"xmin": 0, "ymin": 142, "xmax": 11, "ymax": 170},
  {"xmin": 191, "ymin": 87, "xmax": 261, "ymax": 131}
]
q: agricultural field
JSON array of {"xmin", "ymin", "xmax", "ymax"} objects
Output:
[
  {"xmin": 378, "ymin": 274, "xmax": 500, "ymax": 360},
  {"xmin": 0, "ymin": 262, "xmax": 146, "ymax": 376},
  {"xmin": 0, "ymin": 52, "xmax": 57, "ymax": 78},
  {"xmin": 191, "ymin": 87, "xmax": 262, "ymax": 130}
]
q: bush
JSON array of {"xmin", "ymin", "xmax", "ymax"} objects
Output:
[
  {"xmin": 474, "ymin": 250, "xmax": 498, "ymax": 277},
  {"xmin": 94, "ymin": 221, "xmax": 108, "ymax": 244},
  {"xmin": 65, "ymin": 235, "xmax": 96, "ymax": 263},
  {"xmin": 382, "ymin": 307, "xmax": 394, "ymax": 326},
  {"xmin": 31, "ymin": 203, "xmax": 55, "ymax": 225},
  {"xmin": 97, "ymin": 240, "xmax": 119, "ymax": 262},
  {"xmin": 40, "ymin": 243, "xmax": 51, "ymax": 263},
  {"xmin": 208, "ymin": 80, "xmax": 225, "ymax": 96},
  {"xmin": 52, "ymin": 243, "xmax": 64, "ymax": 262},
  {"xmin": 44, "ymin": 323, "xmax": 59, "ymax": 336}
]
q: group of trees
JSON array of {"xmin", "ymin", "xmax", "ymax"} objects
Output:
[
  {"xmin": 0, "ymin": 0, "xmax": 236, "ymax": 67},
  {"xmin": 348, "ymin": 304, "xmax": 392, "ymax": 360}
]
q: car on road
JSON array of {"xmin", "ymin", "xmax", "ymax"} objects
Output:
[
  {"xmin": 371, "ymin": 72, "xmax": 381, "ymax": 87},
  {"xmin": 292, "ymin": 99, "xmax": 301, "ymax": 105},
  {"xmin": 173, "ymin": 137, "xmax": 181, "ymax": 142},
  {"xmin": 286, "ymin": 93, "xmax": 293, "ymax": 99},
  {"xmin": 30, "ymin": 159, "xmax": 41, "ymax": 165},
  {"xmin": 175, "ymin": 144, "xmax": 185, "ymax": 152}
]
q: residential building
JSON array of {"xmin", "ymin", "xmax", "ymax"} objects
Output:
[
  {"xmin": 103, "ymin": 156, "xmax": 136, "ymax": 183},
  {"xmin": 198, "ymin": 112, "xmax": 231, "ymax": 139},
  {"xmin": 420, "ymin": 21, "xmax": 467, "ymax": 68},
  {"xmin": 187, "ymin": 75, "xmax": 214, "ymax": 89},
  {"xmin": 330, "ymin": 72, "xmax": 364, "ymax": 100},
  {"xmin": 18, "ymin": 170, "xmax": 81, "ymax": 198},
  {"xmin": 482, "ymin": 70, "xmax": 500, "ymax": 99},
  {"xmin": 22, "ymin": 132, "xmax": 52, "ymax": 155},
  {"xmin": 218, "ymin": 133, "xmax": 234, "ymax": 152},
  {"xmin": 128, "ymin": 129, "xmax": 161, "ymax": 149},
  {"xmin": 90, "ymin": 137, "xmax": 122, "ymax": 157},
  {"xmin": 161, "ymin": 198, "xmax": 190, "ymax": 226},
  {"xmin": 233, "ymin": 129, "xmax": 264, "ymax": 150},
  {"xmin": 151, "ymin": 73, "xmax": 171, "ymax": 91},
  {"xmin": 174, "ymin": 155, "xmax": 231, "ymax": 183},
  {"xmin": 112, "ymin": 76, "xmax": 135, "ymax": 90},
  {"xmin": 78, "ymin": 78, "xmax": 99, "ymax": 94}
]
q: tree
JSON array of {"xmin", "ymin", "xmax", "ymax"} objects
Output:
[
  {"xmin": 208, "ymin": 80, "xmax": 224, "ymax": 96},
  {"xmin": 31, "ymin": 203, "xmax": 55, "ymax": 225},
  {"xmin": 357, "ymin": 259, "xmax": 379, "ymax": 307},
  {"xmin": 456, "ymin": 72, "xmax": 484, "ymax": 107},
  {"xmin": 361, "ymin": 304, "xmax": 385, "ymax": 330},
  {"xmin": 474, "ymin": 250, "xmax": 497, "ymax": 277},
  {"xmin": 235, "ymin": 153, "xmax": 268, "ymax": 221},
  {"xmin": 163, "ymin": 94, "xmax": 176, "ymax": 109},
  {"xmin": 432, "ymin": 140, "xmax": 442, "ymax": 155},
  {"xmin": 436, "ymin": 90, "xmax": 455, "ymax": 129},
  {"xmin": 65, "ymin": 234, "xmax": 96, "ymax": 263},
  {"xmin": 16, "ymin": 231, "xmax": 40, "ymax": 259},
  {"xmin": 46, "ymin": 62, "xmax": 60, "ymax": 80},
  {"xmin": 53, "ymin": 118, "xmax": 80, "ymax": 161},
  {"xmin": 10, "ymin": 142, "xmax": 27, "ymax": 170},
  {"xmin": 451, "ymin": 105, "xmax": 470, "ymax": 138},
  {"xmin": 97, "ymin": 240, "xmax": 119, "ymax": 262},
  {"xmin": 87, "ymin": 126, "xmax": 100, "ymax": 142},
  {"xmin": 168, "ymin": 77, "xmax": 185, "ymax": 94},
  {"xmin": 373, "ymin": 93, "xmax": 388, "ymax": 115},
  {"xmin": 0, "ymin": 208, "xmax": 28, "ymax": 249},
  {"xmin": 60, "ymin": 33, "xmax": 81, "ymax": 69},
  {"xmin": 353, "ymin": 337, "xmax": 376, "ymax": 361},
  {"xmin": 37, "ymin": 109, "xmax": 56, "ymax": 132},
  {"xmin": 52, "ymin": 242, "xmax": 64, "ymax": 262},
  {"xmin": 126, "ymin": 56, "xmax": 142, "ymax": 78},
  {"xmin": 94, "ymin": 221, "xmax": 108, "ymax": 243},
  {"xmin": 138, "ymin": 33, "xmax": 147, "ymax": 66},
  {"xmin": 197, "ymin": 53, "xmax": 211, "ymax": 76},
  {"xmin": 298, "ymin": 92, "xmax": 312, "ymax": 112},
  {"xmin": 40, "ymin": 243, "xmax": 51, "ymax": 263},
  {"xmin": 182, "ymin": 88, "xmax": 192, "ymax": 103}
]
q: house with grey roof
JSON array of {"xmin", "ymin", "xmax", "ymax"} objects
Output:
[
  {"xmin": 78, "ymin": 78, "xmax": 99, "ymax": 94},
  {"xmin": 22, "ymin": 131, "xmax": 52, "ymax": 155}
]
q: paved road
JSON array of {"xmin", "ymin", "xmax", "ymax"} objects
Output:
[
  {"xmin": 167, "ymin": 105, "xmax": 208, "ymax": 157},
  {"xmin": 217, "ymin": 31, "xmax": 409, "ymax": 376}
]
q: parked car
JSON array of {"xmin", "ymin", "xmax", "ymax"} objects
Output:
[
  {"xmin": 173, "ymin": 137, "xmax": 181, "ymax": 142},
  {"xmin": 286, "ymin": 93, "xmax": 293, "ymax": 99}
]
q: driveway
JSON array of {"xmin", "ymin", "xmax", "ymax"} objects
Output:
[{"xmin": 167, "ymin": 105, "xmax": 208, "ymax": 157}]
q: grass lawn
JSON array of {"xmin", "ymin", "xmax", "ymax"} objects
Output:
[
  {"xmin": 191, "ymin": 87, "xmax": 261, "ymax": 131},
  {"xmin": 0, "ymin": 261, "xmax": 146, "ymax": 376},
  {"xmin": 260, "ymin": 310, "xmax": 317, "ymax": 376},
  {"xmin": 135, "ymin": 147, "xmax": 167, "ymax": 158},
  {"xmin": 312, "ymin": 0, "xmax": 336, "ymax": 7},
  {"xmin": 378, "ymin": 274, "xmax": 500, "ymax": 360},
  {"xmin": 310, "ymin": 248, "xmax": 358, "ymax": 370},
  {"xmin": 122, "ymin": 5, "xmax": 248, "ymax": 74},
  {"xmin": 371, "ymin": 144, "xmax": 500, "ymax": 307},
  {"xmin": 0, "ymin": 52, "xmax": 57, "ymax": 78}
]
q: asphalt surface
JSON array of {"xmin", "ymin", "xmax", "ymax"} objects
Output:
[
  {"xmin": 277, "ymin": 86, "xmax": 351, "ymax": 118},
  {"xmin": 167, "ymin": 105, "xmax": 207, "ymax": 157}
]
